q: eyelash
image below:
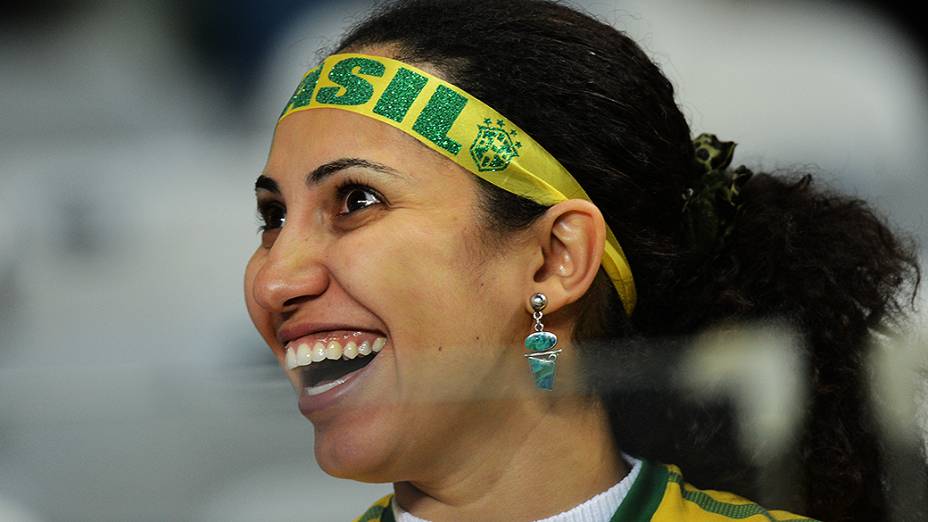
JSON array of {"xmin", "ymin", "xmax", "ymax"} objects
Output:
[
  {"xmin": 255, "ymin": 178, "xmax": 385, "ymax": 233},
  {"xmin": 334, "ymin": 177, "xmax": 385, "ymax": 216},
  {"xmin": 256, "ymin": 201, "xmax": 285, "ymax": 233}
]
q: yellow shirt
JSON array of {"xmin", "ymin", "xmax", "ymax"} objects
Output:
[{"xmin": 353, "ymin": 460, "xmax": 817, "ymax": 522}]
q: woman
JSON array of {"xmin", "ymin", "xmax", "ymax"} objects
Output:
[{"xmin": 244, "ymin": 1, "xmax": 922, "ymax": 520}]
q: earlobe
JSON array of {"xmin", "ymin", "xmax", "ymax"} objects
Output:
[{"xmin": 530, "ymin": 200, "xmax": 606, "ymax": 312}]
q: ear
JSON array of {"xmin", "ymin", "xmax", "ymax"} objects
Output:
[{"xmin": 526, "ymin": 200, "xmax": 605, "ymax": 314}]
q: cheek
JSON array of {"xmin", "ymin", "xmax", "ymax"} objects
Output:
[
  {"xmin": 334, "ymin": 219, "xmax": 496, "ymax": 339},
  {"xmin": 388, "ymin": 223, "xmax": 472, "ymax": 287}
]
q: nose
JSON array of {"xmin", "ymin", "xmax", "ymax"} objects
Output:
[{"xmin": 250, "ymin": 229, "xmax": 331, "ymax": 314}]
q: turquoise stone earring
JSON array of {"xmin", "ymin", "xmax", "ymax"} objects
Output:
[{"xmin": 524, "ymin": 293, "xmax": 561, "ymax": 391}]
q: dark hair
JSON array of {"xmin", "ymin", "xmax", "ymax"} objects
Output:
[{"xmin": 336, "ymin": 1, "xmax": 922, "ymax": 520}]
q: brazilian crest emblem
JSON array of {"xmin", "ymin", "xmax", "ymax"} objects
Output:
[{"xmin": 470, "ymin": 119, "xmax": 522, "ymax": 172}]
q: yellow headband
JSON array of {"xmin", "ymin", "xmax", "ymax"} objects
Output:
[{"xmin": 279, "ymin": 53, "xmax": 636, "ymax": 315}]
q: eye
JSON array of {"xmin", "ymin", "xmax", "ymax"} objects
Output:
[
  {"xmin": 257, "ymin": 201, "xmax": 286, "ymax": 231},
  {"xmin": 338, "ymin": 186, "xmax": 383, "ymax": 215}
]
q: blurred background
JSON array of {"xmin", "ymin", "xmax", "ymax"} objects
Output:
[{"xmin": 1, "ymin": 1, "xmax": 926, "ymax": 520}]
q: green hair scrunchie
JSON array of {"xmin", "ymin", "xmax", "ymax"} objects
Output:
[{"xmin": 682, "ymin": 133, "xmax": 754, "ymax": 255}]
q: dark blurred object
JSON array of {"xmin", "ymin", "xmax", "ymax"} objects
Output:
[
  {"xmin": 172, "ymin": 0, "xmax": 328, "ymax": 105},
  {"xmin": 854, "ymin": 1, "xmax": 928, "ymax": 56},
  {"xmin": 2, "ymin": 0, "xmax": 83, "ymax": 29}
]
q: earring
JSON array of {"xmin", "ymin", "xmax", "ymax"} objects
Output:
[{"xmin": 523, "ymin": 293, "xmax": 561, "ymax": 391}]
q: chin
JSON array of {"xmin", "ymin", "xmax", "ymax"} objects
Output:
[{"xmin": 311, "ymin": 412, "xmax": 400, "ymax": 483}]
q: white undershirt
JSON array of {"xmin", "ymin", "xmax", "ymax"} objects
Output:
[{"xmin": 392, "ymin": 455, "xmax": 643, "ymax": 522}]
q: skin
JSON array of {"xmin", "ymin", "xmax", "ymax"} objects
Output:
[{"xmin": 245, "ymin": 51, "xmax": 627, "ymax": 521}]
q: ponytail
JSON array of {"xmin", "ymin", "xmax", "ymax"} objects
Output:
[{"xmin": 606, "ymin": 170, "xmax": 921, "ymax": 521}]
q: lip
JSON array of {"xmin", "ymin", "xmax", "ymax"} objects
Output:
[
  {"xmin": 297, "ymin": 345, "xmax": 384, "ymax": 417},
  {"xmin": 277, "ymin": 321, "xmax": 384, "ymax": 346}
]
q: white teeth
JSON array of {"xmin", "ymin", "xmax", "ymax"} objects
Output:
[
  {"xmin": 305, "ymin": 377, "xmax": 347, "ymax": 396},
  {"xmin": 343, "ymin": 341, "xmax": 358, "ymax": 359},
  {"xmin": 285, "ymin": 347, "xmax": 298, "ymax": 370},
  {"xmin": 286, "ymin": 335, "xmax": 386, "ymax": 369},
  {"xmin": 312, "ymin": 342, "xmax": 326, "ymax": 362},
  {"xmin": 296, "ymin": 343, "xmax": 312, "ymax": 366},
  {"xmin": 325, "ymin": 340, "xmax": 343, "ymax": 360}
]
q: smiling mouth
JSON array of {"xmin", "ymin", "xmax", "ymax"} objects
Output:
[{"xmin": 285, "ymin": 335, "xmax": 385, "ymax": 394}]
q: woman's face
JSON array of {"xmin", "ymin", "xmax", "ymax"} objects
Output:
[{"xmin": 244, "ymin": 107, "xmax": 537, "ymax": 481}]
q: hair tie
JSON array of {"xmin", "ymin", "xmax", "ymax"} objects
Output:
[{"xmin": 681, "ymin": 133, "xmax": 754, "ymax": 254}]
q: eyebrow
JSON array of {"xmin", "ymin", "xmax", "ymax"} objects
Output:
[
  {"xmin": 254, "ymin": 158, "xmax": 400, "ymax": 194},
  {"xmin": 306, "ymin": 158, "xmax": 400, "ymax": 185},
  {"xmin": 254, "ymin": 175, "xmax": 279, "ymax": 193}
]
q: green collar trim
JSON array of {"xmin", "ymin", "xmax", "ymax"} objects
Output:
[
  {"xmin": 610, "ymin": 460, "xmax": 668, "ymax": 522},
  {"xmin": 381, "ymin": 500, "xmax": 396, "ymax": 522},
  {"xmin": 356, "ymin": 495, "xmax": 395, "ymax": 522}
]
